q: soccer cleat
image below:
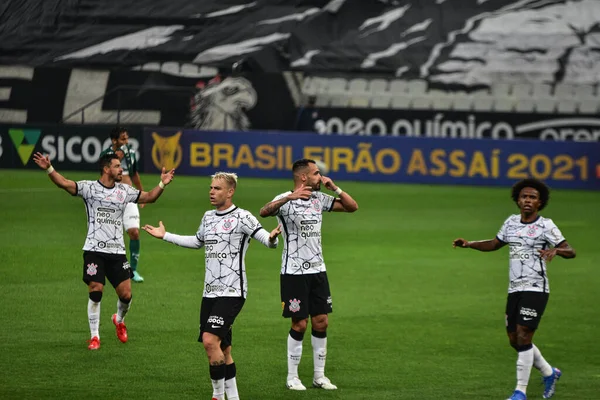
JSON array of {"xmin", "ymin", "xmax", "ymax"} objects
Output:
[
  {"xmin": 87, "ymin": 336, "xmax": 100, "ymax": 350},
  {"xmin": 132, "ymin": 271, "xmax": 144, "ymax": 283},
  {"xmin": 286, "ymin": 377, "xmax": 307, "ymax": 390},
  {"xmin": 543, "ymin": 367, "xmax": 562, "ymax": 398},
  {"xmin": 112, "ymin": 313, "xmax": 128, "ymax": 343},
  {"xmin": 506, "ymin": 390, "xmax": 527, "ymax": 400},
  {"xmin": 313, "ymin": 376, "xmax": 338, "ymax": 390}
]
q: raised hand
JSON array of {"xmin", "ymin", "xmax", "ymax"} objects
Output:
[
  {"xmin": 32, "ymin": 152, "xmax": 51, "ymax": 170},
  {"xmin": 160, "ymin": 168, "xmax": 175, "ymax": 186},
  {"xmin": 453, "ymin": 238, "xmax": 469, "ymax": 248},
  {"xmin": 320, "ymin": 175, "xmax": 337, "ymax": 192},
  {"xmin": 288, "ymin": 184, "xmax": 312, "ymax": 200},
  {"xmin": 142, "ymin": 221, "xmax": 166, "ymax": 239}
]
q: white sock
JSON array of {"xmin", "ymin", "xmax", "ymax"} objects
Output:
[
  {"xmin": 87, "ymin": 299, "xmax": 100, "ymax": 339},
  {"xmin": 533, "ymin": 344, "xmax": 553, "ymax": 377},
  {"xmin": 311, "ymin": 333, "xmax": 327, "ymax": 380},
  {"xmin": 225, "ymin": 377, "xmax": 239, "ymax": 400},
  {"xmin": 116, "ymin": 298, "xmax": 131, "ymax": 323},
  {"xmin": 287, "ymin": 334, "xmax": 303, "ymax": 381},
  {"xmin": 211, "ymin": 379, "xmax": 225, "ymax": 400},
  {"xmin": 516, "ymin": 347, "xmax": 534, "ymax": 393}
]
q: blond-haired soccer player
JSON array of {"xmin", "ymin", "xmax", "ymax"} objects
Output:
[{"xmin": 143, "ymin": 172, "xmax": 281, "ymax": 400}]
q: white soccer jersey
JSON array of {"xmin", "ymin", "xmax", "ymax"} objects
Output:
[
  {"xmin": 76, "ymin": 180, "xmax": 140, "ymax": 254},
  {"xmin": 273, "ymin": 191, "xmax": 335, "ymax": 275},
  {"xmin": 196, "ymin": 206, "xmax": 268, "ymax": 298},
  {"xmin": 496, "ymin": 214, "xmax": 566, "ymax": 294}
]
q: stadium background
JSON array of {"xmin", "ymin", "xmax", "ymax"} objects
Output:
[{"xmin": 1, "ymin": 1, "xmax": 599, "ymax": 399}]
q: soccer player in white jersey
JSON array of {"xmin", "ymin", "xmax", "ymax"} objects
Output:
[
  {"xmin": 100, "ymin": 127, "xmax": 145, "ymax": 282},
  {"xmin": 259, "ymin": 158, "xmax": 359, "ymax": 391},
  {"xmin": 453, "ymin": 178, "xmax": 576, "ymax": 400},
  {"xmin": 142, "ymin": 172, "xmax": 281, "ymax": 400},
  {"xmin": 32, "ymin": 152, "xmax": 175, "ymax": 350}
]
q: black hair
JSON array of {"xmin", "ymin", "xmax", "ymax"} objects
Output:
[
  {"xmin": 109, "ymin": 126, "xmax": 128, "ymax": 141},
  {"xmin": 511, "ymin": 178, "xmax": 550, "ymax": 211},
  {"xmin": 99, "ymin": 153, "xmax": 119, "ymax": 175},
  {"xmin": 292, "ymin": 158, "xmax": 316, "ymax": 174}
]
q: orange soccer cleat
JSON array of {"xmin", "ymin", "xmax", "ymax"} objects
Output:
[
  {"xmin": 87, "ymin": 336, "xmax": 100, "ymax": 350},
  {"xmin": 112, "ymin": 314, "xmax": 128, "ymax": 343}
]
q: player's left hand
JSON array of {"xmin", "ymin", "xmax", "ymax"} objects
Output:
[
  {"xmin": 142, "ymin": 221, "xmax": 166, "ymax": 239},
  {"xmin": 160, "ymin": 167, "xmax": 175, "ymax": 186},
  {"xmin": 320, "ymin": 175, "xmax": 337, "ymax": 192},
  {"xmin": 269, "ymin": 224, "xmax": 282, "ymax": 241},
  {"xmin": 139, "ymin": 203, "xmax": 146, "ymax": 209},
  {"xmin": 538, "ymin": 248, "xmax": 557, "ymax": 262}
]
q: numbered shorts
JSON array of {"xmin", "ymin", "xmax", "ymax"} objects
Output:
[
  {"xmin": 123, "ymin": 203, "xmax": 140, "ymax": 231},
  {"xmin": 198, "ymin": 297, "xmax": 246, "ymax": 349},
  {"xmin": 82, "ymin": 251, "xmax": 132, "ymax": 287},
  {"xmin": 280, "ymin": 272, "xmax": 332, "ymax": 319},
  {"xmin": 505, "ymin": 291, "xmax": 549, "ymax": 332}
]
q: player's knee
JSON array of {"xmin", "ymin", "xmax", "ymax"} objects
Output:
[
  {"xmin": 311, "ymin": 315, "xmax": 328, "ymax": 331},
  {"xmin": 202, "ymin": 332, "xmax": 221, "ymax": 350},
  {"xmin": 128, "ymin": 229, "xmax": 140, "ymax": 240},
  {"xmin": 88, "ymin": 282, "xmax": 103, "ymax": 292},
  {"xmin": 291, "ymin": 318, "xmax": 308, "ymax": 332},
  {"xmin": 89, "ymin": 291, "xmax": 103, "ymax": 303}
]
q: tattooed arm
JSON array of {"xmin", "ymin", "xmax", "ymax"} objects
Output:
[{"xmin": 259, "ymin": 185, "xmax": 312, "ymax": 217}]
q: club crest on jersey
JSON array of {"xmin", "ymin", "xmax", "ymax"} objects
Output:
[
  {"xmin": 116, "ymin": 190, "xmax": 124, "ymax": 202},
  {"xmin": 526, "ymin": 225, "xmax": 539, "ymax": 237},
  {"xmin": 87, "ymin": 263, "xmax": 98, "ymax": 276},
  {"xmin": 223, "ymin": 219, "xmax": 234, "ymax": 230},
  {"xmin": 311, "ymin": 199, "xmax": 321, "ymax": 211},
  {"xmin": 289, "ymin": 298, "xmax": 301, "ymax": 313}
]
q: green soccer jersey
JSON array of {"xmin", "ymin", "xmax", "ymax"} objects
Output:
[{"xmin": 100, "ymin": 145, "xmax": 138, "ymax": 176}]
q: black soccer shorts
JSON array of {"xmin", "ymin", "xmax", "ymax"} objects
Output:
[
  {"xmin": 198, "ymin": 297, "xmax": 245, "ymax": 348},
  {"xmin": 280, "ymin": 272, "xmax": 333, "ymax": 319},
  {"xmin": 82, "ymin": 251, "xmax": 132, "ymax": 288},
  {"xmin": 505, "ymin": 291, "xmax": 549, "ymax": 332}
]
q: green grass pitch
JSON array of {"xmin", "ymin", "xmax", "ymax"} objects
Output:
[{"xmin": 0, "ymin": 170, "xmax": 598, "ymax": 399}]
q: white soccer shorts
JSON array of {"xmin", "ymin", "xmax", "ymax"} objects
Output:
[{"xmin": 123, "ymin": 202, "xmax": 140, "ymax": 231}]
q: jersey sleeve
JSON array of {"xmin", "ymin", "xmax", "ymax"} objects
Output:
[
  {"xmin": 124, "ymin": 185, "xmax": 141, "ymax": 203},
  {"xmin": 196, "ymin": 214, "xmax": 206, "ymax": 243},
  {"xmin": 238, "ymin": 210, "xmax": 263, "ymax": 237},
  {"xmin": 544, "ymin": 219, "xmax": 566, "ymax": 247},
  {"xmin": 75, "ymin": 180, "xmax": 92, "ymax": 199},
  {"xmin": 496, "ymin": 216, "xmax": 511, "ymax": 243},
  {"xmin": 317, "ymin": 192, "xmax": 335, "ymax": 212}
]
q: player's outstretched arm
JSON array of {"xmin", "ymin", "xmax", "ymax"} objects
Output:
[
  {"xmin": 33, "ymin": 152, "xmax": 77, "ymax": 195},
  {"xmin": 142, "ymin": 221, "xmax": 204, "ymax": 249},
  {"xmin": 539, "ymin": 241, "xmax": 576, "ymax": 262},
  {"xmin": 138, "ymin": 168, "xmax": 175, "ymax": 204},
  {"xmin": 453, "ymin": 237, "xmax": 505, "ymax": 252},
  {"xmin": 259, "ymin": 186, "xmax": 312, "ymax": 217},
  {"xmin": 252, "ymin": 224, "xmax": 282, "ymax": 248},
  {"xmin": 321, "ymin": 176, "xmax": 358, "ymax": 212}
]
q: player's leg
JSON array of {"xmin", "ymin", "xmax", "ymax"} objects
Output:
[
  {"xmin": 199, "ymin": 298, "xmax": 244, "ymax": 400},
  {"xmin": 517, "ymin": 292, "xmax": 559, "ymax": 398},
  {"xmin": 281, "ymin": 274, "xmax": 310, "ymax": 390},
  {"xmin": 309, "ymin": 272, "xmax": 336, "ymax": 390},
  {"xmin": 107, "ymin": 255, "xmax": 133, "ymax": 343},
  {"xmin": 83, "ymin": 252, "xmax": 106, "ymax": 350},
  {"xmin": 124, "ymin": 203, "xmax": 143, "ymax": 282},
  {"xmin": 222, "ymin": 343, "xmax": 239, "ymax": 400}
]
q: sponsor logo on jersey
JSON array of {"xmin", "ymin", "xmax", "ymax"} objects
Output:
[
  {"xmin": 205, "ymin": 283, "xmax": 226, "ymax": 293},
  {"xmin": 87, "ymin": 263, "xmax": 98, "ymax": 276},
  {"xmin": 289, "ymin": 298, "xmax": 301, "ymax": 313}
]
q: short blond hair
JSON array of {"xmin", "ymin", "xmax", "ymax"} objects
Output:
[{"xmin": 211, "ymin": 172, "xmax": 238, "ymax": 188}]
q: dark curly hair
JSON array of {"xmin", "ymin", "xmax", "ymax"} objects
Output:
[{"xmin": 511, "ymin": 178, "xmax": 550, "ymax": 211}]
